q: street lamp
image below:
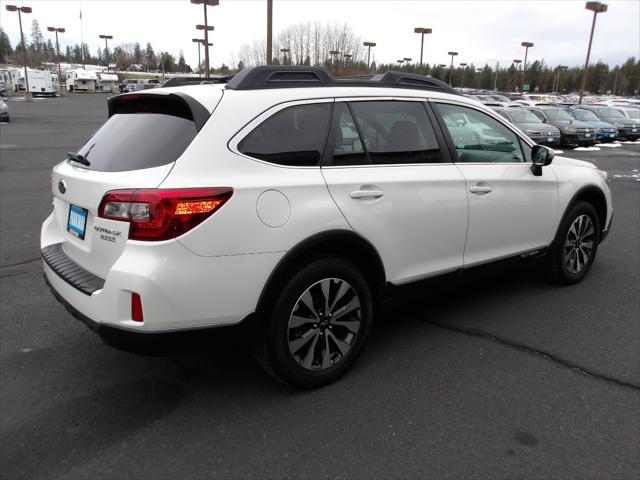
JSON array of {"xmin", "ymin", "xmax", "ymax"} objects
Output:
[
  {"xmin": 413, "ymin": 27, "xmax": 432, "ymax": 67},
  {"xmin": 329, "ymin": 50, "xmax": 340, "ymax": 64},
  {"xmin": 397, "ymin": 59, "xmax": 404, "ymax": 66},
  {"xmin": 47, "ymin": 26, "xmax": 65, "ymax": 93},
  {"xmin": 99, "ymin": 34, "xmax": 113, "ymax": 72},
  {"xmin": 459, "ymin": 62, "xmax": 467, "ymax": 88},
  {"xmin": 192, "ymin": 38, "xmax": 210, "ymax": 77},
  {"xmin": 280, "ymin": 48, "xmax": 290, "ymax": 65},
  {"xmin": 579, "ymin": 1, "xmax": 608, "ymax": 104},
  {"xmin": 403, "ymin": 57, "xmax": 412, "ymax": 65},
  {"xmin": 521, "ymin": 41, "xmax": 534, "ymax": 91},
  {"xmin": 447, "ymin": 51, "xmax": 458, "ymax": 86},
  {"xmin": 192, "ymin": 0, "xmax": 219, "ymax": 77},
  {"xmin": 5, "ymin": 4, "xmax": 32, "ymax": 101},
  {"xmin": 554, "ymin": 65, "xmax": 568, "ymax": 93},
  {"xmin": 363, "ymin": 41, "xmax": 376, "ymax": 70}
]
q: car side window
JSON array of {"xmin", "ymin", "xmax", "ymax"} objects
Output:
[
  {"xmin": 349, "ymin": 101, "xmax": 444, "ymax": 165},
  {"xmin": 434, "ymin": 103, "xmax": 526, "ymax": 163},
  {"xmin": 330, "ymin": 103, "xmax": 368, "ymax": 166},
  {"xmin": 238, "ymin": 103, "xmax": 332, "ymax": 166}
]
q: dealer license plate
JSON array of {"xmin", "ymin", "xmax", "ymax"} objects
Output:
[{"xmin": 67, "ymin": 204, "xmax": 88, "ymax": 240}]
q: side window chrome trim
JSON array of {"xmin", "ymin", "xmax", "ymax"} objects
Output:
[
  {"xmin": 429, "ymin": 98, "xmax": 537, "ymax": 150},
  {"xmin": 228, "ymin": 98, "xmax": 334, "ymax": 169}
]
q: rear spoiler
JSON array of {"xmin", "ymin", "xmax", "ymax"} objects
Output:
[{"xmin": 107, "ymin": 92, "xmax": 211, "ymax": 132}]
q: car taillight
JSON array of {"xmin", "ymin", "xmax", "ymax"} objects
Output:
[{"xmin": 98, "ymin": 187, "xmax": 233, "ymax": 241}]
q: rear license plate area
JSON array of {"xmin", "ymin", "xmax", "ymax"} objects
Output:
[{"xmin": 67, "ymin": 204, "xmax": 88, "ymax": 240}]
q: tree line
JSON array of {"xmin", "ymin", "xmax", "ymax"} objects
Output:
[
  {"xmin": 234, "ymin": 21, "xmax": 639, "ymax": 96},
  {"xmin": 2, "ymin": 19, "xmax": 638, "ymax": 95},
  {"xmin": 0, "ymin": 21, "xmax": 192, "ymax": 74}
]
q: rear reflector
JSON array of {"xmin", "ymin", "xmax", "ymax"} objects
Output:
[
  {"xmin": 98, "ymin": 187, "xmax": 233, "ymax": 241},
  {"xmin": 131, "ymin": 293, "xmax": 143, "ymax": 322}
]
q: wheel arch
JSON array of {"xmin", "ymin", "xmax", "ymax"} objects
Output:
[
  {"xmin": 255, "ymin": 230, "xmax": 387, "ymax": 317},
  {"xmin": 556, "ymin": 185, "xmax": 608, "ymax": 243}
]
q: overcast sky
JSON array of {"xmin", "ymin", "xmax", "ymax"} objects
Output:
[{"xmin": 1, "ymin": 0, "xmax": 638, "ymax": 69}]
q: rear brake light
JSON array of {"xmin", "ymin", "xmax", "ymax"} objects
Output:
[
  {"xmin": 131, "ymin": 293, "xmax": 143, "ymax": 322},
  {"xmin": 99, "ymin": 187, "xmax": 233, "ymax": 241}
]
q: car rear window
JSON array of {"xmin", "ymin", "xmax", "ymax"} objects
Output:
[{"xmin": 75, "ymin": 96, "xmax": 198, "ymax": 172}]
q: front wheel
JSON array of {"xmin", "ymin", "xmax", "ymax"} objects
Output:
[
  {"xmin": 547, "ymin": 201, "xmax": 600, "ymax": 284},
  {"xmin": 255, "ymin": 257, "xmax": 373, "ymax": 388}
]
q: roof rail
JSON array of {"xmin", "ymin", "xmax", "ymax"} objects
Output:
[{"xmin": 225, "ymin": 66, "xmax": 458, "ymax": 95}]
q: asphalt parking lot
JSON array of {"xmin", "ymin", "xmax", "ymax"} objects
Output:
[{"xmin": 1, "ymin": 94, "xmax": 639, "ymax": 479}]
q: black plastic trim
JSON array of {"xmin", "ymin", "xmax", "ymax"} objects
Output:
[
  {"xmin": 43, "ymin": 274, "xmax": 259, "ymax": 356},
  {"xmin": 107, "ymin": 92, "xmax": 211, "ymax": 132},
  {"xmin": 226, "ymin": 66, "xmax": 459, "ymax": 95},
  {"xmin": 42, "ymin": 243, "xmax": 105, "ymax": 295}
]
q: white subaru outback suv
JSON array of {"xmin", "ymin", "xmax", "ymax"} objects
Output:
[{"xmin": 42, "ymin": 66, "xmax": 612, "ymax": 388}]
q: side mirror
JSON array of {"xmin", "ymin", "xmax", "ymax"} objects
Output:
[{"xmin": 531, "ymin": 145, "xmax": 554, "ymax": 176}]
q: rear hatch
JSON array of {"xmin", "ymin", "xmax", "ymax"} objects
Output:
[{"xmin": 49, "ymin": 92, "xmax": 214, "ymax": 278}]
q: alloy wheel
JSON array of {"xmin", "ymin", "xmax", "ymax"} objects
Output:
[
  {"xmin": 563, "ymin": 214, "xmax": 595, "ymax": 274},
  {"xmin": 287, "ymin": 278, "xmax": 361, "ymax": 371}
]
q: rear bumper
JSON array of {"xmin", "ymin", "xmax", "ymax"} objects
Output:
[
  {"xmin": 41, "ymin": 212, "xmax": 284, "ymax": 335},
  {"xmin": 44, "ymin": 273, "xmax": 259, "ymax": 355}
]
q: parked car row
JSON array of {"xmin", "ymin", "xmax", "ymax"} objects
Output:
[
  {"xmin": 118, "ymin": 78, "xmax": 161, "ymax": 93},
  {"xmin": 468, "ymin": 93, "xmax": 640, "ymax": 147}
]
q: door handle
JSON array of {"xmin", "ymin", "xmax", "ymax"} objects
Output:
[
  {"xmin": 469, "ymin": 184, "xmax": 493, "ymax": 194},
  {"xmin": 349, "ymin": 189, "xmax": 384, "ymax": 199}
]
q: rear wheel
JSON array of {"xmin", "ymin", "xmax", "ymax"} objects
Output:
[
  {"xmin": 547, "ymin": 201, "xmax": 600, "ymax": 284},
  {"xmin": 255, "ymin": 257, "xmax": 372, "ymax": 388}
]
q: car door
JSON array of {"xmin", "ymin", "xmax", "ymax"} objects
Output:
[
  {"xmin": 321, "ymin": 99, "xmax": 468, "ymax": 284},
  {"xmin": 432, "ymin": 101, "xmax": 559, "ymax": 267}
]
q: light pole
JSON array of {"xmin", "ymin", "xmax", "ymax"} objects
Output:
[
  {"xmin": 447, "ymin": 51, "xmax": 458, "ymax": 86},
  {"xmin": 280, "ymin": 48, "xmax": 290, "ymax": 65},
  {"xmin": 554, "ymin": 65, "xmax": 567, "ymax": 93},
  {"xmin": 192, "ymin": 38, "xmax": 211, "ymax": 77},
  {"xmin": 397, "ymin": 59, "xmax": 404, "ymax": 67},
  {"xmin": 266, "ymin": 0, "xmax": 272, "ymax": 64},
  {"xmin": 47, "ymin": 26, "xmax": 65, "ymax": 93},
  {"xmin": 192, "ymin": 0, "xmax": 218, "ymax": 77},
  {"xmin": 99, "ymin": 34, "xmax": 113, "ymax": 72},
  {"xmin": 521, "ymin": 41, "xmax": 534, "ymax": 91},
  {"xmin": 5, "ymin": 4, "xmax": 32, "ymax": 102},
  {"xmin": 403, "ymin": 57, "xmax": 412, "ymax": 67},
  {"xmin": 513, "ymin": 59, "xmax": 522, "ymax": 92},
  {"xmin": 459, "ymin": 62, "xmax": 467, "ymax": 88},
  {"xmin": 413, "ymin": 27, "xmax": 432, "ymax": 67},
  {"xmin": 343, "ymin": 53, "xmax": 352, "ymax": 75},
  {"xmin": 363, "ymin": 41, "xmax": 376, "ymax": 70},
  {"xmin": 329, "ymin": 50, "xmax": 340, "ymax": 67},
  {"xmin": 579, "ymin": 1, "xmax": 608, "ymax": 104}
]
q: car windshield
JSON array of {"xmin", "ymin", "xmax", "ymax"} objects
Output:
[
  {"xmin": 596, "ymin": 107, "xmax": 625, "ymax": 118},
  {"xmin": 543, "ymin": 108, "xmax": 573, "ymax": 121},
  {"xmin": 623, "ymin": 109, "xmax": 640, "ymax": 119},
  {"xmin": 509, "ymin": 109, "xmax": 542, "ymax": 123},
  {"xmin": 574, "ymin": 110, "xmax": 599, "ymax": 122}
]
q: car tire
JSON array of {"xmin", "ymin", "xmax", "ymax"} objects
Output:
[
  {"xmin": 255, "ymin": 257, "xmax": 373, "ymax": 389},
  {"xmin": 546, "ymin": 201, "xmax": 600, "ymax": 285}
]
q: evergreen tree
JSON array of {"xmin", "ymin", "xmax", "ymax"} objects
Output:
[{"xmin": 0, "ymin": 27, "xmax": 13, "ymax": 63}]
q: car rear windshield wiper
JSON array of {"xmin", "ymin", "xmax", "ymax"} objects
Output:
[{"xmin": 66, "ymin": 152, "xmax": 91, "ymax": 167}]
